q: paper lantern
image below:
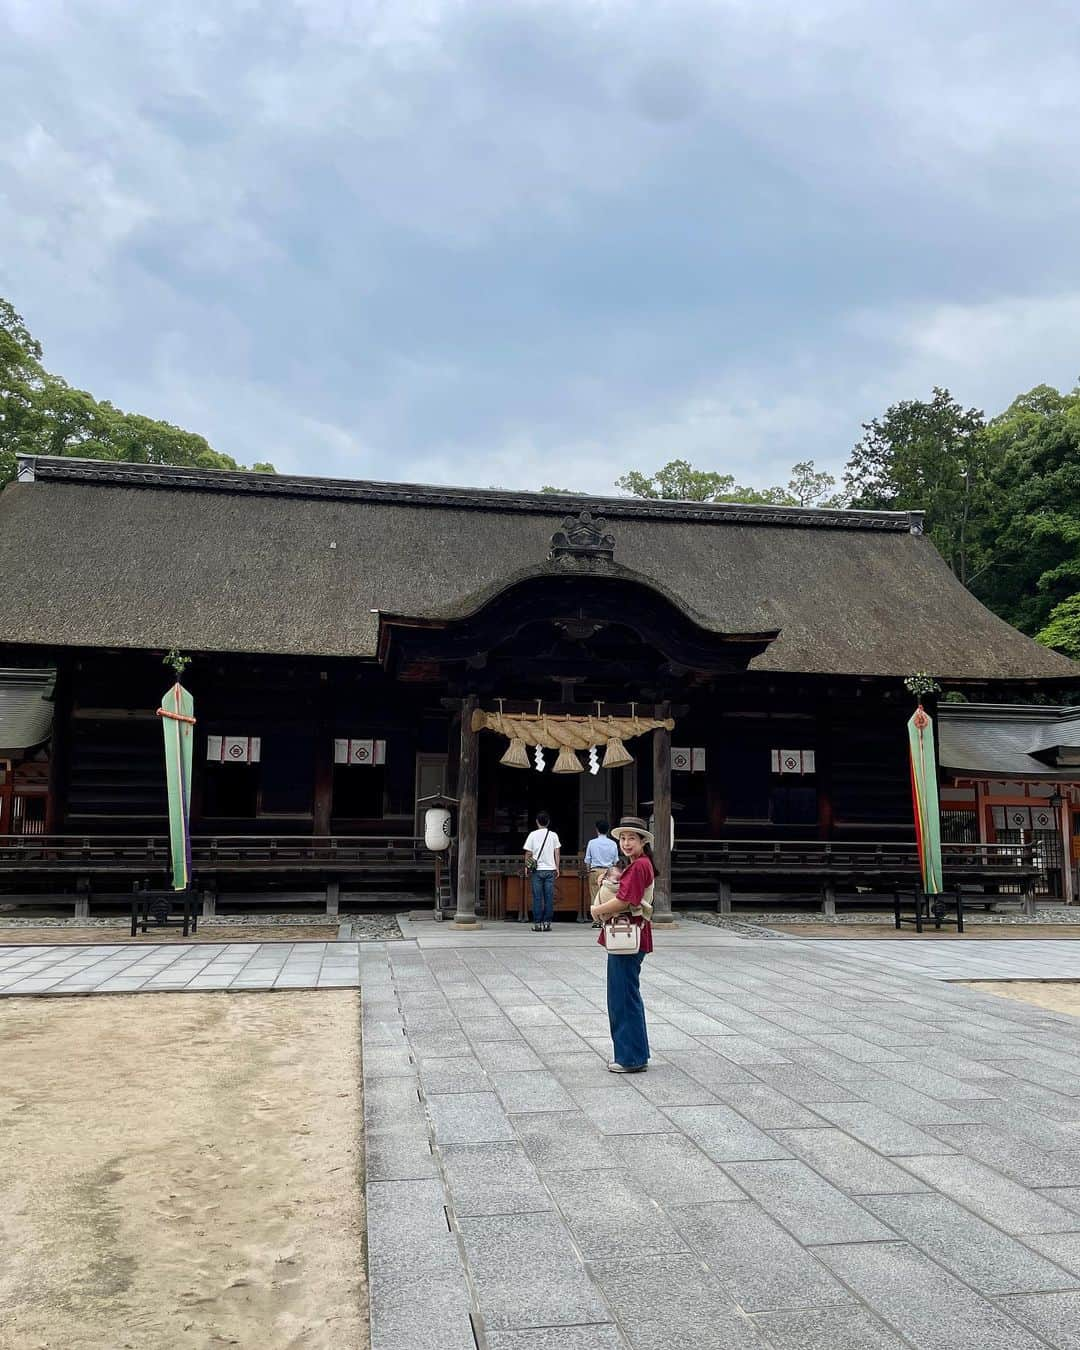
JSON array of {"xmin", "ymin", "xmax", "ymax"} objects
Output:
[
  {"xmin": 500, "ymin": 737, "xmax": 530, "ymax": 769},
  {"xmin": 424, "ymin": 807, "xmax": 452, "ymax": 851},
  {"xmin": 552, "ymin": 745, "xmax": 584, "ymax": 774},
  {"xmin": 648, "ymin": 812, "xmax": 676, "ymax": 852},
  {"xmin": 602, "ymin": 737, "xmax": 633, "ymax": 769}
]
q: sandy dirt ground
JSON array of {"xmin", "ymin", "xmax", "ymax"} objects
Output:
[
  {"xmin": 962, "ymin": 980, "xmax": 1080, "ymax": 1017},
  {"xmin": 0, "ymin": 990, "xmax": 366, "ymax": 1350},
  {"xmin": 0, "ymin": 925, "xmax": 344, "ymax": 946},
  {"xmin": 769, "ymin": 923, "xmax": 1080, "ymax": 940}
]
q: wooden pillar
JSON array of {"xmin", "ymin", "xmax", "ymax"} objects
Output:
[
  {"xmin": 651, "ymin": 704, "xmax": 673, "ymax": 923},
  {"xmin": 815, "ymin": 703, "xmax": 834, "ymax": 840},
  {"xmin": 1060, "ymin": 798, "xmax": 1075, "ymax": 906},
  {"xmin": 325, "ymin": 879, "xmax": 340, "ymax": 916},
  {"xmin": 454, "ymin": 694, "xmax": 479, "ymax": 924},
  {"xmin": 313, "ymin": 689, "xmax": 333, "ymax": 837},
  {"xmin": 974, "ymin": 780, "xmax": 990, "ymax": 844},
  {"xmin": 45, "ymin": 654, "xmax": 72, "ymax": 834}
]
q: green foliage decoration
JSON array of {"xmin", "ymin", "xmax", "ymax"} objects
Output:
[
  {"xmin": 904, "ymin": 672, "xmax": 942, "ymax": 701},
  {"xmin": 163, "ymin": 648, "xmax": 192, "ymax": 678}
]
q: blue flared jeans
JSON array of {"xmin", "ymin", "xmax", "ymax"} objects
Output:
[
  {"xmin": 531, "ymin": 869, "xmax": 555, "ymax": 924},
  {"xmin": 606, "ymin": 951, "xmax": 650, "ymax": 1068}
]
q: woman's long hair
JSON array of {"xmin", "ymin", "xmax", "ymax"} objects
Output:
[{"xmin": 629, "ymin": 839, "xmax": 659, "ymax": 883}]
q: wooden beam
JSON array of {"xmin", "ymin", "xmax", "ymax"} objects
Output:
[
  {"xmin": 651, "ymin": 701, "xmax": 673, "ymax": 922},
  {"xmin": 471, "ymin": 700, "xmax": 682, "ymax": 720},
  {"xmin": 454, "ymin": 693, "xmax": 480, "ymax": 924}
]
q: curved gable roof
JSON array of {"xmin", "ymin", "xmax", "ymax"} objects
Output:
[{"xmin": 0, "ymin": 456, "xmax": 1075, "ymax": 681}]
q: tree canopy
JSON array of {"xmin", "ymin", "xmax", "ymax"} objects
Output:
[
  {"xmin": 843, "ymin": 387, "xmax": 988, "ymax": 585},
  {"xmin": 0, "ymin": 298, "xmax": 273, "ymax": 488},
  {"xmin": 615, "ymin": 457, "xmax": 842, "ymax": 507},
  {"xmin": 615, "ymin": 381, "xmax": 1080, "ymax": 662},
  {"xmin": 976, "ymin": 385, "xmax": 1080, "ymax": 647}
]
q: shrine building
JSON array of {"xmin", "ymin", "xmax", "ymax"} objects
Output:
[{"xmin": 0, "ymin": 455, "xmax": 1075, "ymax": 915}]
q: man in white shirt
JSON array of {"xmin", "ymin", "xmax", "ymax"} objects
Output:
[{"xmin": 523, "ymin": 812, "xmax": 561, "ymax": 932}]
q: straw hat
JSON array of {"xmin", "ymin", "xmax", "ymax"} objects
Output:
[{"xmin": 611, "ymin": 815, "xmax": 654, "ymax": 847}]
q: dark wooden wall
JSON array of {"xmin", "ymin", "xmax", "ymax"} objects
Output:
[{"xmin": 37, "ymin": 650, "xmax": 918, "ymax": 845}]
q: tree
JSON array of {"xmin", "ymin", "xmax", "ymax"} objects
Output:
[
  {"xmin": 1037, "ymin": 593, "xmax": 1080, "ymax": 660},
  {"xmin": 785, "ymin": 460, "xmax": 845, "ymax": 508},
  {"xmin": 975, "ymin": 384, "xmax": 1080, "ymax": 638},
  {"xmin": 843, "ymin": 387, "xmax": 988, "ymax": 584},
  {"xmin": 616, "ymin": 459, "xmax": 741, "ymax": 502},
  {"xmin": 614, "ymin": 457, "xmax": 841, "ymax": 507},
  {"xmin": 0, "ymin": 298, "xmax": 274, "ymax": 487},
  {"xmin": 0, "ymin": 298, "xmax": 48, "ymax": 487}
]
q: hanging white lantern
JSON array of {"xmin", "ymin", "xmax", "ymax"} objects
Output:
[
  {"xmin": 648, "ymin": 813, "xmax": 676, "ymax": 852},
  {"xmin": 424, "ymin": 807, "xmax": 452, "ymax": 851}
]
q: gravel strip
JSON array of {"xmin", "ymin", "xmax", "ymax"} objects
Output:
[
  {"xmin": 682, "ymin": 913, "xmax": 789, "ymax": 939},
  {"xmin": 682, "ymin": 907, "xmax": 1080, "ymax": 939}
]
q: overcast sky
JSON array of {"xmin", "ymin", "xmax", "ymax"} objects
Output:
[{"xmin": 3, "ymin": 1, "xmax": 1079, "ymax": 493}]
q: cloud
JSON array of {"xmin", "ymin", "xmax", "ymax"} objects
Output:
[
  {"xmin": 1, "ymin": 0, "xmax": 1078, "ymax": 493},
  {"xmin": 849, "ymin": 292, "xmax": 1080, "ymax": 415}
]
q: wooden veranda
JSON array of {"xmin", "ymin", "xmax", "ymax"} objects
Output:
[{"xmin": 0, "ymin": 833, "xmax": 1041, "ymax": 918}]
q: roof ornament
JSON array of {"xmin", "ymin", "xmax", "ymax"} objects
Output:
[{"xmin": 547, "ymin": 510, "xmax": 616, "ymax": 568}]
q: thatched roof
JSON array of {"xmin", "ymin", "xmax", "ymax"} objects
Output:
[
  {"xmin": 940, "ymin": 704, "xmax": 1080, "ymax": 779},
  {"xmin": 0, "ymin": 456, "xmax": 1075, "ymax": 681}
]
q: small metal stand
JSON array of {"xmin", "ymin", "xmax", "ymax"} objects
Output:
[
  {"xmin": 432, "ymin": 845, "xmax": 456, "ymax": 922},
  {"xmin": 893, "ymin": 885, "xmax": 964, "ymax": 934},
  {"xmin": 418, "ymin": 791, "xmax": 459, "ymax": 922},
  {"xmin": 131, "ymin": 880, "xmax": 199, "ymax": 938}
]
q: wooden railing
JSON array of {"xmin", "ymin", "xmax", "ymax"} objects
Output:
[
  {"xmin": 0, "ymin": 834, "xmax": 433, "ymax": 874},
  {"xmin": 0, "ymin": 833, "xmax": 1040, "ymax": 888},
  {"xmin": 671, "ymin": 838, "xmax": 1038, "ymax": 876}
]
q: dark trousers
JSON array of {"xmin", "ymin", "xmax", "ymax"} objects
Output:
[
  {"xmin": 607, "ymin": 952, "xmax": 650, "ymax": 1068},
  {"xmin": 531, "ymin": 869, "xmax": 555, "ymax": 924}
]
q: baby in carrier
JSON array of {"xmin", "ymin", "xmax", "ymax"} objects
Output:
[{"xmin": 594, "ymin": 861, "xmax": 654, "ymax": 921}]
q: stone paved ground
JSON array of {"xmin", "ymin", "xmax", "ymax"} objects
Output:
[
  {"xmin": 6, "ymin": 922, "xmax": 1080, "ymax": 1349},
  {"xmin": 0, "ymin": 941, "xmax": 364, "ymax": 993},
  {"xmin": 803, "ymin": 938, "xmax": 1080, "ymax": 980},
  {"xmin": 363, "ymin": 923, "xmax": 1080, "ymax": 1350}
]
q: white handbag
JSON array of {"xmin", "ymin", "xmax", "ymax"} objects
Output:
[{"xmin": 604, "ymin": 917, "xmax": 642, "ymax": 955}]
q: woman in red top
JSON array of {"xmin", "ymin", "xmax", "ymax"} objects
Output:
[{"xmin": 589, "ymin": 815, "xmax": 654, "ymax": 1073}]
